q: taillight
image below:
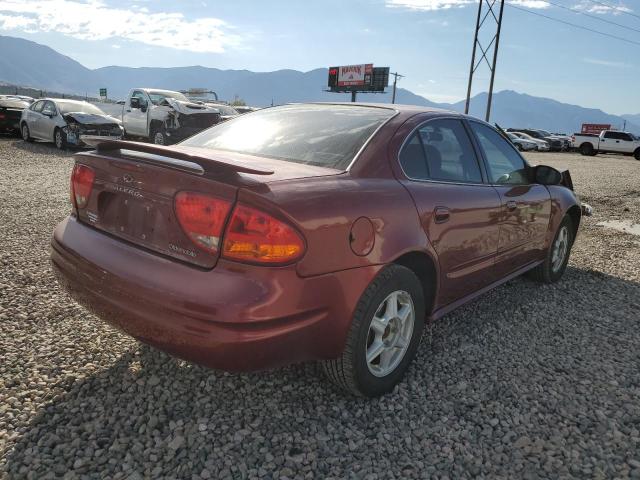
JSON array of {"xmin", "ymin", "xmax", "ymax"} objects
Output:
[
  {"xmin": 70, "ymin": 164, "xmax": 95, "ymax": 209},
  {"xmin": 222, "ymin": 204, "xmax": 305, "ymax": 264},
  {"xmin": 174, "ymin": 191, "xmax": 232, "ymax": 253}
]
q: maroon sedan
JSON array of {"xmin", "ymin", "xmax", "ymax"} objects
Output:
[{"xmin": 52, "ymin": 103, "xmax": 584, "ymax": 397}]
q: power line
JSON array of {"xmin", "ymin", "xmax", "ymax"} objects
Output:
[
  {"xmin": 506, "ymin": 3, "xmax": 640, "ymax": 47},
  {"xmin": 583, "ymin": 0, "xmax": 640, "ymax": 21},
  {"xmin": 544, "ymin": 0, "xmax": 640, "ymax": 34}
]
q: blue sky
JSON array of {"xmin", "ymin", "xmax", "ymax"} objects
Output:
[{"xmin": 0, "ymin": 0, "xmax": 638, "ymax": 114}]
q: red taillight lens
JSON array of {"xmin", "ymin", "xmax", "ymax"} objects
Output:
[
  {"xmin": 70, "ymin": 164, "xmax": 95, "ymax": 209},
  {"xmin": 174, "ymin": 191, "xmax": 232, "ymax": 253},
  {"xmin": 222, "ymin": 204, "xmax": 305, "ymax": 264}
]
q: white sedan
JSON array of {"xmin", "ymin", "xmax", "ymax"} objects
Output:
[{"xmin": 20, "ymin": 99, "xmax": 123, "ymax": 149}]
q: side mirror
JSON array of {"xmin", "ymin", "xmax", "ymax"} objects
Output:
[
  {"xmin": 130, "ymin": 97, "xmax": 140, "ymax": 109},
  {"xmin": 533, "ymin": 165, "xmax": 562, "ymax": 185}
]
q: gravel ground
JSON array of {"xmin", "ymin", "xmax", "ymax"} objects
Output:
[{"xmin": 1, "ymin": 136, "xmax": 639, "ymax": 479}]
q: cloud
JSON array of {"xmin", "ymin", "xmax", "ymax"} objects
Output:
[
  {"xmin": 386, "ymin": 0, "xmax": 550, "ymax": 10},
  {"xmin": 0, "ymin": 0, "xmax": 243, "ymax": 53},
  {"xmin": 583, "ymin": 57, "xmax": 632, "ymax": 68},
  {"xmin": 572, "ymin": 1, "xmax": 633, "ymax": 15}
]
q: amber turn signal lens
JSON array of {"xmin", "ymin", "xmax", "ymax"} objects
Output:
[{"xmin": 222, "ymin": 204, "xmax": 305, "ymax": 264}]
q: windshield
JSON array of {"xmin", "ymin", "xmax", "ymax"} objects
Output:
[
  {"xmin": 148, "ymin": 91, "xmax": 190, "ymax": 105},
  {"xmin": 507, "ymin": 133, "xmax": 518, "ymax": 140},
  {"xmin": 538, "ymin": 130, "xmax": 552, "ymax": 136},
  {"xmin": 57, "ymin": 101, "xmax": 106, "ymax": 115},
  {"xmin": 181, "ymin": 104, "xmax": 396, "ymax": 169}
]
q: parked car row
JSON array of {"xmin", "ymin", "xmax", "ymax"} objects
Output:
[
  {"xmin": 506, "ymin": 128, "xmax": 570, "ymax": 152},
  {"xmin": 1, "ymin": 89, "xmax": 260, "ymax": 149}
]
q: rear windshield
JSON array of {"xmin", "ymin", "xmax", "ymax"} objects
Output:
[{"xmin": 181, "ymin": 104, "xmax": 396, "ymax": 169}]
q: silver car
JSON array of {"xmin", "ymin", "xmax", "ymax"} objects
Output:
[
  {"xmin": 20, "ymin": 99, "xmax": 123, "ymax": 149},
  {"xmin": 511, "ymin": 132, "xmax": 550, "ymax": 152},
  {"xmin": 507, "ymin": 132, "xmax": 537, "ymax": 151}
]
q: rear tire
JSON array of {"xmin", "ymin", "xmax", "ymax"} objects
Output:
[
  {"xmin": 21, "ymin": 123, "xmax": 32, "ymax": 142},
  {"xmin": 580, "ymin": 143, "xmax": 594, "ymax": 156},
  {"xmin": 528, "ymin": 215, "xmax": 574, "ymax": 283},
  {"xmin": 323, "ymin": 264, "xmax": 425, "ymax": 397}
]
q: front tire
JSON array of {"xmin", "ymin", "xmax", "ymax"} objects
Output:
[
  {"xmin": 152, "ymin": 128, "xmax": 167, "ymax": 145},
  {"xmin": 323, "ymin": 264, "xmax": 425, "ymax": 397},
  {"xmin": 634, "ymin": 148, "xmax": 640, "ymax": 161},
  {"xmin": 54, "ymin": 128, "xmax": 66, "ymax": 150},
  {"xmin": 528, "ymin": 216, "xmax": 574, "ymax": 283}
]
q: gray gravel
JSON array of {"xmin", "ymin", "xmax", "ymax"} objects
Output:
[{"xmin": 1, "ymin": 137, "xmax": 639, "ymax": 479}]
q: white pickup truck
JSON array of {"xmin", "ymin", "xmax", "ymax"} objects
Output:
[
  {"xmin": 573, "ymin": 130, "xmax": 640, "ymax": 159},
  {"xmin": 121, "ymin": 88, "xmax": 221, "ymax": 145}
]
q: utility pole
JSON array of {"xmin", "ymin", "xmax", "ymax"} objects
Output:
[
  {"xmin": 464, "ymin": 0, "xmax": 505, "ymax": 122},
  {"xmin": 391, "ymin": 72, "xmax": 405, "ymax": 104}
]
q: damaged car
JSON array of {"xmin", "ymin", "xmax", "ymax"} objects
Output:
[
  {"xmin": 20, "ymin": 99, "xmax": 123, "ymax": 149},
  {"xmin": 121, "ymin": 89, "xmax": 221, "ymax": 145},
  {"xmin": 0, "ymin": 95, "xmax": 31, "ymax": 135}
]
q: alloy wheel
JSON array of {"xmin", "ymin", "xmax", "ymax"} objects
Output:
[
  {"xmin": 366, "ymin": 290, "xmax": 414, "ymax": 377},
  {"xmin": 55, "ymin": 130, "xmax": 63, "ymax": 149},
  {"xmin": 22, "ymin": 125, "xmax": 29, "ymax": 141},
  {"xmin": 154, "ymin": 132, "xmax": 165, "ymax": 145},
  {"xmin": 551, "ymin": 226, "xmax": 569, "ymax": 272}
]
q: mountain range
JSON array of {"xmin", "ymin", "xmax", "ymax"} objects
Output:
[{"xmin": 1, "ymin": 35, "xmax": 638, "ymax": 134}]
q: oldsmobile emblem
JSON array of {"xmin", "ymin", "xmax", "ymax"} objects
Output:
[{"xmin": 122, "ymin": 174, "xmax": 134, "ymax": 183}]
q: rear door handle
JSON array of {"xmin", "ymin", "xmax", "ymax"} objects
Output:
[
  {"xmin": 506, "ymin": 200, "xmax": 517, "ymax": 211},
  {"xmin": 434, "ymin": 206, "xmax": 450, "ymax": 223}
]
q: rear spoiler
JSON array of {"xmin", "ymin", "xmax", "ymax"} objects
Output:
[{"xmin": 82, "ymin": 137, "xmax": 274, "ymax": 176}]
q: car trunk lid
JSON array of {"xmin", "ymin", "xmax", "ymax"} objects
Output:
[{"xmin": 72, "ymin": 140, "xmax": 340, "ymax": 268}]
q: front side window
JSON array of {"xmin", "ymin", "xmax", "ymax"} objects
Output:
[
  {"xmin": 399, "ymin": 119, "xmax": 482, "ymax": 183},
  {"xmin": 182, "ymin": 104, "xmax": 395, "ymax": 170},
  {"xmin": 31, "ymin": 101, "xmax": 44, "ymax": 112},
  {"xmin": 470, "ymin": 122, "xmax": 529, "ymax": 185},
  {"xmin": 131, "ymin": 91, "xmax": 148, "ymax": 107}
]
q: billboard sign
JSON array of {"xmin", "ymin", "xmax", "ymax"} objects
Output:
[
  {"xmin": 336, "ymin": 64, "xmax": 373, "ymax": 87},
  {"xmin": 581, "ymin": 123, "xmax": 611, "ymax": 135},
  {"xmin": 328, "ymin": 65, "xmax": 388, "ymax": 92}
]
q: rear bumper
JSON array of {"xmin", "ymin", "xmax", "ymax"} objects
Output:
[{"xmin": 51, "ymin": 217, "xmax": 380, "ymax": 371}]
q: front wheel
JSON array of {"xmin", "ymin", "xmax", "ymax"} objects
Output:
[
  {"xmin": 516, "ymin": 143, "xmax": 524, "ymax": 152},
  {"xmin": 152, "ymin": 128, "xmax": 167, "ymax": 145},
  {"xmin": 528, "ymin": 216, "xmax": 574, "ymax": 283},
  {"xmin": 54, "ymin": 128, "xmax": 66, "ymax": 150},
  {"xmin": 323, "ymin": 264, "xmax": 425, "ymax": 397},
  {"xmin": 634, "ymin": 149, "xmax": 640, "ymax": 161}
]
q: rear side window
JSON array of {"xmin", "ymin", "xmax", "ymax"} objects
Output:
[
  {"xmin": 182, "ymin": 104, "xmax": 395, "ymax": 170},
  {"xmin": 470, "ymin": 122, "xmax": 529, "ymax": 185},
  {"xmin": 399, "ymin": 119, "xmax": 482, "ymax": 183}
]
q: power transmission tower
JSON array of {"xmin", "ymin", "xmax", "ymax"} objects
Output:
[{"xmin": 464, "ymin": 0, "xmax": 505, "ymax": 122}]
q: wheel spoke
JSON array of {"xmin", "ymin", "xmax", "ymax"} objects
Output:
[
  {"xmin": 370, "ymin": 316, "xmax": 387, "ymax": 336},
  {"xmin": 378, "ymin": 349, "xmax": 395, "ymax": 371},
  {"xmin": 366, "ymin": 340, "xmax": 385, "ymax": 363},
  {"xmin": 385, "ymin": 292, "xmax": 398, "ymax": 318},
  {"xmin": 395, "ymin": 334, "xmax": 409, "ymax": 349},
  {"xmin": 397, "ymin": 304, "xmax": 412, "ymax": 324}
]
